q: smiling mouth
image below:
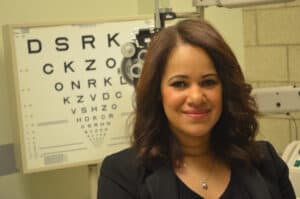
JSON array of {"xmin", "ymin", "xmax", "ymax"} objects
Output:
[{"xmin": 182, "ymin": 110, "xmax": 210, "ymax": 119}]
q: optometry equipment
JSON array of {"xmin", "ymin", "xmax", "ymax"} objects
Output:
[
  {"xmin": 252, "ymin": 86, "xmax": 300, "ymax": 114},
  {"xmin": 193, "ymin": 0, "xmax": 294, "ymax": 8},
  {"xmin": 120, "ymin": 0, "xmax": 294, "ymax": 85}
]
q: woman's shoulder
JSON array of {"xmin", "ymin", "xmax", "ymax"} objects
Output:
[
  {"xmin": 101, "ymin": 147, "xmax": 141, "ymax": 173},
  {"xmin": 100, "ymin": 147, "xmax": 145, "ymax": 185},
  {"xmin": 254, "ymin": 140, "xmax": 281, "ymax": 161},
  {"xmin": 254, "ymin": 140, "xmax": 288, "ymax": 179},
  {"xmin": 99, "ymin": 148, "xmax": 152, "ymax": 198},
  {"xmin": 102, "ymin": 147, "xmax": 137, "ymax": 166}
]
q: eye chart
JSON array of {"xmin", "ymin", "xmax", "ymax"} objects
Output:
[{"xmin": 3, "ymin": 17, "xmax": 153, "ymax": 173}]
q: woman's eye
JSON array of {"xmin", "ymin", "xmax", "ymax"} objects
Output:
[
  {"xmin": 201, "ymin": 79, "xmax": 218, "ymax": 87},
  {"xmin": 170, "ymin": 81, "xmax": 187, "ymax": 88}
]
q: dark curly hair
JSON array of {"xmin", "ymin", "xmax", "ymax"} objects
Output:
[{"xmin": 132, "ymin": 18, "xmax": 260, "ymax": 168}]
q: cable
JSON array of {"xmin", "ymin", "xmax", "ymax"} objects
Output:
[{"xmin": 287, "ymin": 113, "xmax": 298, "ymax": 140}]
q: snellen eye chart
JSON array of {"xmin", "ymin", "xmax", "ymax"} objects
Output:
[{"xmin": 4, "ymin": 17, "xmax": 153, "ymax": 173}]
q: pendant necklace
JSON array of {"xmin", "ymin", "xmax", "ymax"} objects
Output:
[
  {"xmin": 200, "ymin": 157, "xmax": 216, "ymax": 190},
  {"xmin": 183, "ymin": 156, "xmax": 216, "ymax": 191}
]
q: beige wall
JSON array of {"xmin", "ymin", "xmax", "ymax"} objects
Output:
[
  {"xmin": 0, "ymin": 1, "xmax": 138, "ymax": 199},
  {"xmin": 243, "ymin": 0, "xmax": 300, "ymax": 153},
  {"xmin": 0, "ymin": 1, "xmax": 244, "ymax": 199}
]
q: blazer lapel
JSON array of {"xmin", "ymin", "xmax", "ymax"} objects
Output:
[
  {"xmin": 145, "ymin": 166, "xmax": 178, "ymax": 199},
  {"xmin": 145, "ymin": 164, "xmax": 272, "ymax": 199}
]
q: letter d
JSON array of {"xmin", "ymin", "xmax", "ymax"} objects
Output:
[{"xmin": 27, "ymin": 39, "xmax": 42, "ymax": 54}]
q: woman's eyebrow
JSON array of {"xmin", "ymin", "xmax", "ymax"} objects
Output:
[
  {"xmin": 202, "ymin": 73, "xmax": 218, "ymax": 78},
  {"xmin": 168, "ymin": 74, "xmax": 188, "ymax": 81},
  {"xmin": 167, "ymin": 73, "xmax": 218, "ymax": 83}
]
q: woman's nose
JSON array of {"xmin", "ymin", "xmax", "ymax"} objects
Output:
[{"xmin": 186, "ymin": 85, "xmax": 207, "ymax": 106}]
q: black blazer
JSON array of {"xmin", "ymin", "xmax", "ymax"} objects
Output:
[{"xmin": 97, "ymin": 141, "xmax": 296, "ymax": 199}]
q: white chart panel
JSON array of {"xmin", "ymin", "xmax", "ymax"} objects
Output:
[{"xmin": 6, "ymin": 18, "xmax": 153, "ymax": 173}]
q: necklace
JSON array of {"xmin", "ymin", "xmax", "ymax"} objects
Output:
[
  {"xmin": 183, "ymin": 156, "xmax": 216, "ymax": 191},
  {"xmin": 200, "ymin": 157, "xmax": 216, "ymax": 190}
]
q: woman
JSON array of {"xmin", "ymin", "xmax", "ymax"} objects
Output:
[{"xmin": 97, "ymin": 18, "xmax": 296, "ymax": 199}]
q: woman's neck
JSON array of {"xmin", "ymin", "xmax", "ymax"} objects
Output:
[
  {"xmin": 179, "ymin": 135, "xmax": 211, "ymax": 157},
  {"xmin": 178, "ymin": 139, "xmax": 215, "ymax": 169},
  {"xmin": 181, "ymin": 144, "xmax": 211, "ymax": 157}
]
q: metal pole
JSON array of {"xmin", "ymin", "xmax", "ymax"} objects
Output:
[
  {"xmin": 195, "ymin": 6, "xmax": 205, "ymax": 18},
  {"xmin": 154, "ymin": 0, "xmax": 161, "ymax": 29},
  {"xmin": 88, "ymin": 164, "xmax": 99, "ymax": 199}
]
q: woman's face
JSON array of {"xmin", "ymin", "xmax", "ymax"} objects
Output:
[{"xmin": 160, "ymin": 44, "xmax": 223, "ymax": 146}]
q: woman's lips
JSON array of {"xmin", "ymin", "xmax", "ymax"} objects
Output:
[{"xmin": 182, "ymin": 109, "xmax": 210, "ymax": 119}]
